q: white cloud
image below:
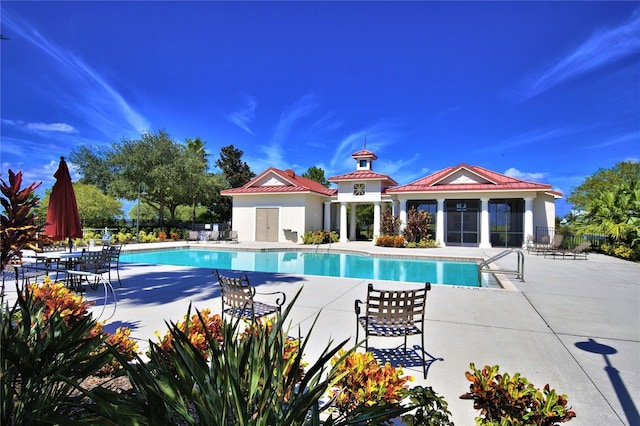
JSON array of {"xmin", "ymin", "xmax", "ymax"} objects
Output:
[
  {"xmin": 225, "ymin": 94, "xmax": 257, "ymax": 135},
  {"xmin": 587, "ymin": 132, "xmax": 639, "ymax": 149},
  {"xmin": 519, "ymin": 10, "xmax": 640, "ymax": 99},
  {"xmin": 258, "ymin": 94, "xmax": 319, "ymax": 166},
  {"xmin": 504, "ymin": 167, "xmax": 547, "ymax": 182},
  {"xmin": 3, "ymin": 10, "xmax": 150, "ymax": 136},
  {"xmin": 25, "ymin": 122, "xmax": 77, "ymax": 133}
]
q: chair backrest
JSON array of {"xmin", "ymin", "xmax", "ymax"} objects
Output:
[
  {"xmin": 107, "ymin": 245, "xmax": 122, "ymax": 262},
  {"xmin": 364, "ymin": 282, "xmax": 430, "ymax": 327},
  {"xmin": 78, "ymin": 250, "xmax": 109, "ymax": 273},
  {"xmin": 573, "ymin": 241, "xmax": 591, "ymax": 253},
  {"xmin": 551, "ymin": 234, "xmax": 563, "ymax": 248},
  {"xmin": 41, "ymin": 245, "xmax": 64, "ymax": 253},
  {"xmin": 215, "ymin": 270, "xmax": 255, "ymax": 310}
]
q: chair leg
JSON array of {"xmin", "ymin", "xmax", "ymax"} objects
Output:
[
  {"xmin": 109, "ymin": 267, "xmax": 122, "ymax": 287},
  {"xmin": 421, "ymin": 332, "xmax": 426, "ymax": 379}
]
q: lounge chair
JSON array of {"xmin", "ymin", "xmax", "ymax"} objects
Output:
[
  {"xmin": 187, "ymin": 230, "xmax": 199, "ymax": 242},
  {"xmin": 355, "ymin": 282, "xmax": 431, "ymax": 378},
  {"xmin": 213, "ymin": 269, "xmax": 286, "ymax": 323},
  {"xmin": 528, "ymin": 235, "xmax": 550, "ymax": 255},
  {"xmin": 549, "ymin": 241, "xmax": 591, "ymax": 260},
  {"xmin": 542, "ymin": 234, "xmax": 564, "ymax": 257},
  {"xmin": 226, "ymin": 230, "xmax": 238, "ymax": 243}
]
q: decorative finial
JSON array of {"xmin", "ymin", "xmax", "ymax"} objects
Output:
[{"xmin": 364, "ymin": 137, "xmax": 367, "ymax": 149}]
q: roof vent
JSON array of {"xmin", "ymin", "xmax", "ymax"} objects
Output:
[{"xmin": 285, "ymin": 169, "xmax": 295, "ymax": 178}]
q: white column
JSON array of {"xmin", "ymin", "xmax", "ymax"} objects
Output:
[
  {"xmin": 339, "ymin": 203, "xmax": 348, "ymax": 242},
  {"xmin": 436, "ymin": 199, "xmax": 445, "ymax": 246},
  {"xmin": 480, "ymin": 198, "xmax": 491, "ymax": 248},
  {"xmin": 350, "ymin": 203, "xmax": 357, "ymax": 241},
  {"xmin": 323, "ymin": 201, "xmax": 331, "ymax": 230},
  {"xmin": 398, "ymin": 198, "xmax": 407, "ymax": 233},
  {"xmin": 373, "ymin": 201, "xmax": 381, "ymax": 243},
  {"xmin": 523, "ymin": 197, "xmax": 534, "ymax": 248}
]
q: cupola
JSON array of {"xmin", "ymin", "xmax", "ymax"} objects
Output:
[{"xmin": 352, "ymin": 149, "xmax": 377, "ymax": 171}]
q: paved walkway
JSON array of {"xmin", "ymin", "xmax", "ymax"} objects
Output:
[{"xmin": 9, "ymin": 242, "xmax": 639, "ymax": 425}]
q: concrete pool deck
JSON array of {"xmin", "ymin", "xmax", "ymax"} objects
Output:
[{"xmin": 8, "ymin": 241, "xmax": 639, "ymax": 424}]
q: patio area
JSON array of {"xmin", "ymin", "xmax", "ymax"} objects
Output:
[{"xmin": 7, "ymin": 242, "xmax": 639, "ymax": 425}]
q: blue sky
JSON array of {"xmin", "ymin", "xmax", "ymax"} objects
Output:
[{"xmin": 2, "ymin": 1, "xmax": 639, "ymax": 218}]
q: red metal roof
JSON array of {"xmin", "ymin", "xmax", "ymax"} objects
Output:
[
  {"xmin": 351, "ymin": 149, "xmax": 378, "ymax": 159},
  {"xmin": 220, "ymin": 167, "xmax": 336, "ymax": 196},
  {"xmin": 328, "ymin": 169, "xmax": 398, "ymax": 185},
  {"xmin": 387, "ymin": 163, "xmax": 562, "ymax": 196}
]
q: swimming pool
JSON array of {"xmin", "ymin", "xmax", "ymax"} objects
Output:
[{"xmin": 120, "ymin": 248, "xmax": 487, "ymax": 287}]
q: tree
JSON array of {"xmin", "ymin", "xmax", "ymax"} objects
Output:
[
  {"xmin": 69, "ymin": 145, "xmax": 114, "ymax": 192},
  {"xmin": 567, "ymin": 161, "xmax": 640, "ymax": 211},
  {"xmin": 569, "ymin": 161, "xmax": 639, "ymax": 259},
  {"xmin": 302, "ymin": 166, "xmax": 329, "ymax": 187},
  {"xmin": 577, "ymin": 182, "xmax": 639, "ymax": 243},
  {"xmin": 213, "ymin": 145, "xmax": 255, "ymax": 224},
  {"xmin": 71, "ymin": 130, "xmax": 213, "ymax": 224},
  {"xmin": 37, "ymin": 183, "xmax": 123, "ymax": 227}
]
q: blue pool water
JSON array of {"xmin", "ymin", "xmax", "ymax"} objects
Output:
[{"xmin": 120, "ymin": 249, "xmax": 484, "ymax": 287}]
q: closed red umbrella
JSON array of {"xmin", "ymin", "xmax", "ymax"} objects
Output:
[{"xmin": 44, "ymin": 157, "xmax": 83, "ymax": 251}]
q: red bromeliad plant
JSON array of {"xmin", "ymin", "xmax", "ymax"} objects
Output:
[
  {"xmin": 329, "ymin": 349, "xmax": 413, "ymax": 413},
  {"xmin": 0, "ymin": 170, "xmax": 42, "ymax": 271}
]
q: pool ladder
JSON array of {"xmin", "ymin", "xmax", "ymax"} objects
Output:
[{"xmin": 478, "ymin": 249, "xmax": 525, "ymax": 286}]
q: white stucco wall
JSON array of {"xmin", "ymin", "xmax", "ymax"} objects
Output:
[
  {"xmin": 335, "ymin": 181, "xmax": 383, "ymax": 203},
  {"xmin": 532, "ymin": 193, "xmax": 557, "ymax": 230},
  {"xmin": 229, "ymin": 193, "xmax": 326, "ymax": 242}
]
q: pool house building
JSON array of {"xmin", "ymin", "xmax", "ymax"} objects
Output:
[{"xmin": 221, "ymin": 149, "xmax": 561, "ymax": 248}]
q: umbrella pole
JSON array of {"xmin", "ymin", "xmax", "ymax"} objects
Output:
[{"xmin": 68, "ymin": 237, "xmax": 73, "ymax": 252}]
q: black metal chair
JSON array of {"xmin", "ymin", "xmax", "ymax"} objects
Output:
[
  {"xmin": 213, "ymin": 269, "xmax": 286, "ymax": 323},
  {"xmin": 103, "ymin": 245, "xmax": 123, "ymax": 286},
  {"xmin": 355, "ymin": 282, "xmax": 431, "ymax": 378}
]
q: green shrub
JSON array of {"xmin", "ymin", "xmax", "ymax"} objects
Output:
[
  {"xmin": 402, "ymin": 385, "xmax": 454, "ymax": 426},
  {"xmin": 418, "ymin": 237, "xmax": 439, "ymax": 248},
  {"xmin": 1, "ymin": 282, "xmax": 124, "ymax": 424},
  {"xmin": 302, "ymin": 230, "xmax": 335, "ymax": 245},
  {"xmin": 600, "ymin": 242, "xmax": 640, "ymax": 261}
]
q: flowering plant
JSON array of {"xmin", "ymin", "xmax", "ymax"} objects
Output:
[
  {"xmin": 329, "ymin": 349, "xmax": 413, "ymax": 413},
  {"xmin": 154, "ymin": 308, "xmax": 224, "ymax": 360},
  {"xmin": 28, "ymin": 277, "xmax": 94, "ymax": 328},
  {"xmin": 26, "ymin": 277, "xmax": 139, "ymax": 374}
]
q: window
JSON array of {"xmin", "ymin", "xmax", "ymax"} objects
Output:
[
  {"xmin": 359, "ymin": 159, "xmax": 368, "ymax": 168},
  {"xmin": 489, "ymin": 199, "xmax": 524, "ymax": 247},
  {"xmin": 353, "ymin": 183, "xmax": 365, "ymax": 195}
]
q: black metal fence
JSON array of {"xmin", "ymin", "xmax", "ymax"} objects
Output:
[{"xmin": 535, "ymin": 226, "xmax": 608, "ymax": 250}]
